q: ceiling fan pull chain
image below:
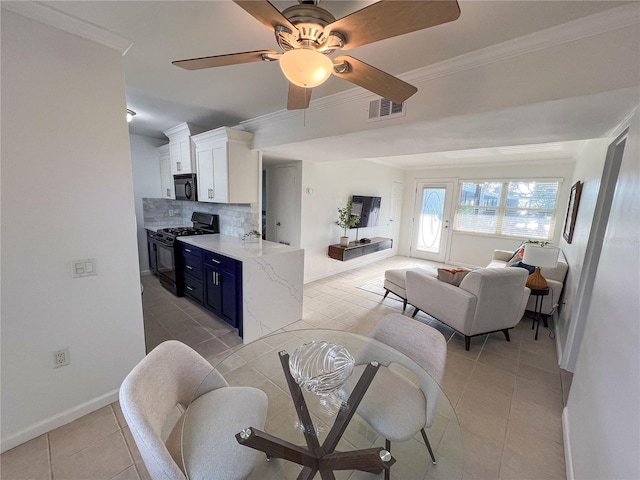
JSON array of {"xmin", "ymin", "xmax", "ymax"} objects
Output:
[{"xmin": 303, "ymin": 87, "xmax": 308, "ymax": 127}]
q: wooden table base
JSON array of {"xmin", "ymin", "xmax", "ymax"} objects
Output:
[{"xmin": 236, "ymin": 351, "xmax": 395, "ymax": 480}]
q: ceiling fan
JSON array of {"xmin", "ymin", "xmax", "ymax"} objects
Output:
[{"xmin": 173, "ymin": 0, "xmax": 461, "ymax": 110}]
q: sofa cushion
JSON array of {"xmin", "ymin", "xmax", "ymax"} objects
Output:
[{"xmin": 437, "ymin": 268, "xmax": 471, "ymax": 286}]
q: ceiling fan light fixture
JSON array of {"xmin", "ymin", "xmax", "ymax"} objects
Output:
[{"xmin": 279, "ymin": 49, "xmax": 333, "ymax": 88}]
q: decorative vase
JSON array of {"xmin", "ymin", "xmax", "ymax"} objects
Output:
[
  {"xmin": 289, "ymin": 340, "xmax": 355, "ymax": 415},
  {"xmin": 340, "ymin": 236, "xmax": 349, "ymax": 247},
  {"xmin": 526, "ymin": 267, "xmax": 548, "ymax": 290}
]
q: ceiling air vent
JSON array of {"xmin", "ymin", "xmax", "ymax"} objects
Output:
[{"xmin": 368, "ymin": 98, "xmax": 406, "ymax": 122}]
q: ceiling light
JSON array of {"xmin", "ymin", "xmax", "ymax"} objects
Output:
[
  {"xmin": 126, "ymin": 109, "xmax": 136, "ymax": 122},
  {"xmin": 279, "ymin": 49, "xmax": 333, "ymax": 88}
]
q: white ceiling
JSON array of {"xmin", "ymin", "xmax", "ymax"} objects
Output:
[
  {"xmin": 257, "ymin": 87, "xmax": 639, "ymax": 165},
  {"xmin": 40, "ymin": 0, "xmax": 631, "ymax": 141},
  {"xmin": 15, "ymin": 0, "xmax": 632, "ymax": 168}
]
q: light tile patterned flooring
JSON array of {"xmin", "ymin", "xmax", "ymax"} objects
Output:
[{"xmin": 1, "ymin": 256, "xmax": 569, "ymax": 480}]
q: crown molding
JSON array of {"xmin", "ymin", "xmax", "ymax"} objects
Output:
[
  {"xmin": 1, "ymin": 1, "xmax": 133, "ymax": 55},
  {"xmin": 240, "ymin": 3, "xmax": 640, "ymax": 130}
]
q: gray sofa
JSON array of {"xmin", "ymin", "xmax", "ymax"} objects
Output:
[
  {"xmin": 488, "ymin": 249, "xmax": 568, "ymax": 316},
  {"xmin": 406, "ymin": 267, "xmax": 530, "ymax": 350}
]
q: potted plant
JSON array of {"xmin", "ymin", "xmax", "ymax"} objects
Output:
[{"xmin": 336, "ymin": 199, "xmax": 360, "ymax": 247}]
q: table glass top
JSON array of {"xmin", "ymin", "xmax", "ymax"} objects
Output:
[{"xmin": 183, "ymin": 329, "xmax": 464, "ymax": 480}]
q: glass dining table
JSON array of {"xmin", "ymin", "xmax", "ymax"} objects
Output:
[{"xmin": 182, "ymin": 328, "xmax": 464, "ymax": 480}]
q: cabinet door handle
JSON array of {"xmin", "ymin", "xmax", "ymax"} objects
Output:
[
  {"xmin": 186, "ymin": 265, "xmax": 193, "ymax": 270},
  {"xmin": 177, "ymin": 161, "xmax": 181, "ymax": 172},
  {"xmin": 186, "ymin": 286, "xmax": 194, "ymax": 291},
  {"xmin": 184, "ymin": 248, "xmax": 192, "ymax": 253},
  {"xmin": 166, "ymin": 188, "xmax": 170, "ymax": 197},
  {"xmin": 210, "ymin": 258, "xmax": 221, "ymax": 264}
]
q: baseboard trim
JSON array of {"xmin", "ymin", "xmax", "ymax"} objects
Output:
[
  {"xmin": 562, "ymin": 407, "xmax": 575, "ymax": 480},
  {"xmin": 1, "ymin": 389, "xmax": 120, "ymax": 453},
  {"xmin": 555, "ymin": 314, "xmax": 566, "ymax": 368}
]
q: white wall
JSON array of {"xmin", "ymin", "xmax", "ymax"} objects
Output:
[
  {"xmin": 564, "ymin": 110, "xmax": 639, "ymax": 480},
  {"xmin": 130, "ymin": 134, "xmax": 166, "ymax": 273},
  {"xmin": 553, "ymin": 139, "xmax": 608, "ymax": 356},
  {"xmin": 400, "ymin": 160, "xmax": 577, "ymax": 267},
  {"xmin": 300, "ymin": 160, "xmax": 404, "ymax": 282},
  {"xmin": 0, "ymin": 12, "xmax": 146, "ymax": 451}
]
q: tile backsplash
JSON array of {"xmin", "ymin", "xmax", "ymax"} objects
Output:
[{"xmin": 143, "ymin": 198, "xmax": 259, "ymax": 239}]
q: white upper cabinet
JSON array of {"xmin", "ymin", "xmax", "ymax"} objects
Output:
[
  {"xmin": 192, "ymin": 127, "xmax": 259, "ymax": 204},
  {"xmin": 163, "ymin": 122, "xmax": 196, "ymax": 175},
  {"xmin": 158, "ymin": 144, "xmax": 174, "ymax": 199}
]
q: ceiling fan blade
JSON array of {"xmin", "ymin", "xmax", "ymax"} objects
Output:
[
  {"xmin": 172, "ymin": 50, "xmax": 278, "ymax": 70},
  {"xmin": 233, "ymin": 0, "xmax": 297, "ymax": 33},
  {"xmin": 326, "ymin": 0, "xmax": 460, "ymax": 50},
  {"xmin": 333, "ymin": 55, "xmax": 417, "ymax": 104},
  {"xmin": 287, "ymin": 83, "xmax": 312, "ymax": 110}
]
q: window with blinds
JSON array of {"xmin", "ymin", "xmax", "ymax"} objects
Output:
[{"xmin": 454, "ymin": 179, "xmax": 561, "ymax": 240}]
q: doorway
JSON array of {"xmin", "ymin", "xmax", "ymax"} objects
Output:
[
  {"xmin": 389, "ymin": 182, "xmax": 403, "ymax": 240},
  {"xmin": 264, "ymin": 163, "xmax": 302, "ymax": 247},
  {"xmin": 410, "ymin": 181, "xmax": 454, "ymax": 263}
]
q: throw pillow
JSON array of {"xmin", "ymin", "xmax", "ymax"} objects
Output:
[
  {"xmin": 507, "ymin": 244, "xmax": 526, "ymax": 261},
  {"xmin": 506, "ymin": 254, "xmax": 523, "ymax": 267},
  {"xmin": 437, "ymin": 268, "xmax": 471, "ymax": 287},
  {"xmin": 510, "ymin": 261, "xmax": 536, "ymax": 274}
]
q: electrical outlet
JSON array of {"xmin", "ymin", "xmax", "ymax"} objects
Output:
[{"xmin": 54, "ymin": 348, "xmax": 70, "ymax": 368}]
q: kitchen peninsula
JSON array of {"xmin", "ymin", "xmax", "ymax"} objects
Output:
[{"xmin": 178, "ymin": 235, "xmax": 304, "ymax": 344}]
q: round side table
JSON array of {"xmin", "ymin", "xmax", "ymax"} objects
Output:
[{"xmin": 530, "ymin": 287, "xmax": 550, "ymax": 340}]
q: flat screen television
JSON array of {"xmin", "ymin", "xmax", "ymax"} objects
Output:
[{"xmin": 351, "ymin": 195, "xmax": 381, "ymax": 228}]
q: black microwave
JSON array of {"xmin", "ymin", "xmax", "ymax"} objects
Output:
[{"xmin": 174, "ymin": 174, "xmax": 197, "ymax": 202}]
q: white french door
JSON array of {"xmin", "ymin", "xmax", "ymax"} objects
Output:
[{"xmin": 411, "ymin": 182, "xmax": 454, "ymax": 262}]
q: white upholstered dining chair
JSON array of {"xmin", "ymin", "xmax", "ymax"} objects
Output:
[
  {"xmin": 119, "ymin": 340, "xmax": 267, "ymax": 480},
  {"xmin": 343, "ymin": 313, "xmax": 448, "ymax": 474}
]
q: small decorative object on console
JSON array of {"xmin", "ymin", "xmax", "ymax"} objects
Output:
[
  {"xmin": 242, "ymin": 229, "xmax": 261, "ymax": 243},
  {"xmin": 289, "ymin": 341, "xmax": 355, "ymax": 414}
]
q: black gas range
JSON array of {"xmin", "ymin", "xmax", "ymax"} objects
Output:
[{"xmin": 147, "ymin": 212, "xmax": 219, "ymax": 295}]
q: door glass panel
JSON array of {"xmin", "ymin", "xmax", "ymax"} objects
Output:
[{"xmin": 416, "ymin": 188, "xmax": 446, "ymax": 254}]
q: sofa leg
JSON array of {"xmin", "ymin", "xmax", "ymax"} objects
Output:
[
  {"xmin": 383, "ymin": 289, "xmax": 390, "ymax": 300},
  {"xmin": 502, "ymin": 329, "xmax": 511, "ymax": 342},
  {"xmin": 385, "ymin": 439, "xmax": 391, "ymax": 480},
  {"xmin": 464, "ymin": 336, "xmax": 471, "ymax": 351},
  {"xmin": 411, "ymin": 308, "xmax": 419, "ymax": 318},
  {"xmin": 402, "ymin": 299, "xmax": 407, "ymax": 312}
]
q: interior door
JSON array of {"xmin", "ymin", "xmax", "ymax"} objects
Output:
[
  {"xmin": 411, "ymin": 182, "xmax": 454, "ymax": 262},
  {"xmin": 267, "ymin": 165, "xmax": 296, "ymax": 245},
  {"xmin": 389, "ymin": 182, "xmax": 403, "ymax": 239}
]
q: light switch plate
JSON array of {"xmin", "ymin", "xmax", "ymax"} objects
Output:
[{"xmin": 72, "ymin": 259, "xmax": 97, "ymax": 278}]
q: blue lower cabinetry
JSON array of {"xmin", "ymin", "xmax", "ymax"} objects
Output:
[
  {"xmin": 179, "ymin": 244, "xmax": 204, "ymax": 302},
  {"xmin": 179, "ymin": 243, "xmax": 243, "ymax": 337}
]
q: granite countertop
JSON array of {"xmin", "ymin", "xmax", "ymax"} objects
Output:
[{"xmin": 178, "ymin": 234, "xmax": 302, "ymax": 261}]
